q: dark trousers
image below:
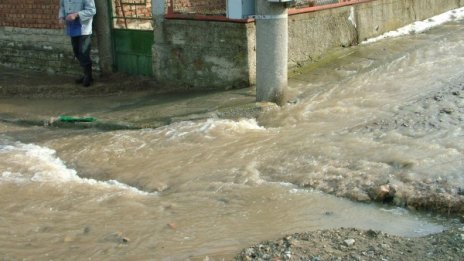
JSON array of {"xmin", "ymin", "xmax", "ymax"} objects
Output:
[{"xmin": 71, "ymin": 35, "xmax": 92, "ymax": 67}]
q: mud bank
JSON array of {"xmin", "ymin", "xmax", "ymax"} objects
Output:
[
  {"xmin": 235, "ymin": 81, "xmax": 464, "ymax": 260},
  {"xmin": 234, "ymin": 40, "xmax": 464, "ymax": 261},
  {"xmin": 235, "ymin": 226, "xmax": 464, "ymax": 260},
  {"xmin": 0, "ymin": 66, "xmax": 176, "ymax": 98},
  {"xmin": 288, "ymin": 74, "xmax": 464, "ymax": 219}
]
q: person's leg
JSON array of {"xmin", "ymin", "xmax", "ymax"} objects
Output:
[
  {"xmin": 71, "ymin": 37, "xmax": 85, "ymax": 83},
  {"xmin": 76, "ymin": 35, "xmax": 93, "ymax": 87},
  {"xmin": 81, "ymin": 35, "xmax": 93, "ymax": 87},
  {"xmin": 71, "ymin": 36, "xmax": 80, "ymax": 59},
  {"xmin": 78, "ymin": 35, "xmax": 92, "ymax": 67}
]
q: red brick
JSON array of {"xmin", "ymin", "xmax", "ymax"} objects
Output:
[{"xmin": 0, "ymin": 0, "xmax": 61, "ymax": 29}]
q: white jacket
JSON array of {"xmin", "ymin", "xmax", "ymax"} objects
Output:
[{"xmin": 58, "ymin": 0, "xmax": 96, "ymax": 36}]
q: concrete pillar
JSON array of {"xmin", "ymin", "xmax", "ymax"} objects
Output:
[
  {"xmin": 255, "ymin": 0, "xmax": 288, "ymax": 105},
  {"xmin": 94, "ymin": 0, "xmax": 113, "ymax": 75},
  {"xmin": 153, "ymin": 0, "xmax": 165, "ymax": 27},
  {"xmin": 152, "ymin": 0, "xmax": 166, "ymax": 81}
]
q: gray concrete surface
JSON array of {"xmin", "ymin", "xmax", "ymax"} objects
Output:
[
  {"xmin": 94, "ymin": 0, "xmax": 113, "ymax": 75},
  {"xmin": 288, "ymin": 6, "xmax": 358, "ymax": 68},
  {"xmin": 255, "ymin": 0, "xmax": 288, "ymax": 104},
  {"xmin": 355, "ymin": 0, "xmax": 460, "ymax": 41},
  {"xmin": 152, "ymin": 20, "xmax": 256, "ymax": 90}
]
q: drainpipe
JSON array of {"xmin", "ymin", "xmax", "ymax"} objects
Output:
[{"xmin": 255, "ymin": 0, "xmax": 290, "ymax": 105}]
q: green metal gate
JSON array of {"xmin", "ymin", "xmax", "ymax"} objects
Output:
[{"xmin": 110, "ymin": 0, "xmax": 154, "ymax": 76}]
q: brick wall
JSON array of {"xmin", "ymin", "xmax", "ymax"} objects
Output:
[
  {"xmin": 0, "ymin": 0, "xmax": 100, "ymax": 75},
  {"xmin": 114, "ymin": 0, "xmax": 152, "ymax": 18},
  {"xmin": 112, "ymin": 0, "xmax": 153, "ymax": 29},
  {"xmin": 172, "ymin": 0, "xmax": 225, "ymax": 15},
  {"xmin": 0, "ymin": 0, "xmax": 62, "ymax": 29}
]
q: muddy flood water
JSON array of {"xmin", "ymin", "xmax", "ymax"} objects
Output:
[{"xmin": 1, "ymin": 22, "xmax": 464, "ymax": 260}]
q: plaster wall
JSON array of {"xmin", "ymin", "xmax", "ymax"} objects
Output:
[
  {"xmin": 355, "ymin": 0, "xmax": 460, "ymax": 42},
  {"xmin": 153, "ymin": 20, "xmax": 256, "ymax": 89},
  {"xmin": 0, "ymin": 27, "xmax": 83, "ymax": 75},
  {"xmin": 288, "ymin": 6, "xmax": 358, "ymax": 68},
  {"xmin": 155, "ymin": 0, "xmax": 462, "ymax": 90}
]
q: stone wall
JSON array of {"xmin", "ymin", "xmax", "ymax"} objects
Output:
[
  {"xmin": 0, "ymin": 27, "xmax": 80, "ymax": 75},
  {"xmin": 0, "ymin": 26, "xmax": 100, "ymax": 75},
  {"xmin": 288, "ymin": 6, "xmax": 358, "ymax": 68},
  {"xmin": 153, "ymin": 20, "xmax": 256, "ymax": 89}
]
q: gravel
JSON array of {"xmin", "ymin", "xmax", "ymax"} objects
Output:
[{"xmin": 235, "ymin": 227, "xmax": 464, "ymax": 260}]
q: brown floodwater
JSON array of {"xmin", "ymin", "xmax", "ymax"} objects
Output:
[{"xmin": 1, "ymin": 22, "xmax": 463, "ymax": 260}]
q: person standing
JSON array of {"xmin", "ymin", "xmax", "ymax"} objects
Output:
[{"xmin": 59, "ymin": 0, "xmax": 96, "ymax": 87}]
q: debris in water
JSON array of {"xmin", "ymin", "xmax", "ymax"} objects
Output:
[
  {"xmin": 104, "ymin": 231, "xmax": 130, "ymax": 244},
  {"xmin": 324, "ymin": 211, "xmax": 334, "ymax": 216},
  {"xmin": 167, "ymin": 223, "xmax": 177, "ymax": 230},
  {"xmin": 58, "ymin": 115, "xmax": 96, "ymax": 123},
  {"xmin": 376, "ymin": 184, "xmax": 396, "ymax": 202},
  {"xmin": 440, "ymin": 108, "xmax": 454, "ymax": 114},
  {"xmin": 366, "ymin": 229, "xmax": 379, "ymax": 238},
  {"xmin": 83, "ymin": 226, "xmax": 91, "ymax": 234}
]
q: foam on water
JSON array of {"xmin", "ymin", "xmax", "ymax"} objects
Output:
[
  {"xmin": 0, "ymin": 142, "xmax": 154, "ymax": 196},
  {"xmin": 363, "ymin": 7, "xmax": 464, "ymax": 44},
  {"xmin": 162, "ymin": 118, "xmax": 267, "ymax": 140},
  {"xmin": 198, "ymin": 118, "xmax": 266, "ymax": 133}
]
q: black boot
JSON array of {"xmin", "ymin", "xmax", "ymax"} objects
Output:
[
  {"xmin": 82, "ymin": 65, "xmax": 93, "ymax": 87},
  {"xmin": 75, "ymin": 76, "xmax": 85, "ymax": 84}
]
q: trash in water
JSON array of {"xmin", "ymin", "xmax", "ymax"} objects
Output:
[{"xmin": 58, "ymin": 115, "xmax": 96, "ymax": 123}]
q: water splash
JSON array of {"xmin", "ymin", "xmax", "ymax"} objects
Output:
[
  {"xmin": 162, "ymin": 118, "xmax": 267, "ymax": 140},
  {"xmin": 0, "ymin": 142, "xmax": 154, "ymax": 196}
]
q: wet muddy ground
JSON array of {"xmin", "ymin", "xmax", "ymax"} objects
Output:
[
  {"xmin": 1, "ymin": 20, "xmax": 464, "ymax": 261},
  {"xmin": 236, "ymin": 226, "xmax": 464, "ymax": 260},
  {"xmin": 234, "ymin": 23, "xmax": 464, "ymax": 260},
  {"xmin": 236, "ymin": 77, "xmax": 464, "ymax": 260},
  {"xmin": 297, "ymin": 75, "xmax": 464, "ymax": 217}
]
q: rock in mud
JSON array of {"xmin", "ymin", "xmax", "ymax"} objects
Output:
[
  {"xmin": 64, "ymin": 235, "xmax": 74, "ymax": 242},
  {"xmin": 344, "ymin": 238, "xmax": 355, "ymax": 246},
  {"xmin": 104, "ymin": 232, "xmax": 130, "ymax": 244},
  {"xmin": 83, "ymin": 226, "xmax": 91, "ymax": 234},
  {"xmin": 167, "ymin": 223, "xmax": 177, "ymax": 230},
  {"xmin": 374, "ymin": 184, "xmax": 396, "ymax": 202},
  {"xmin": 440, "ymin": 108, "xmax": 454, "ymax": 114}
]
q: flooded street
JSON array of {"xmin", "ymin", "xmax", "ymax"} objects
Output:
[{"xmin": 1, "ymin": 21, "xmax": 464, "ymax": 260}]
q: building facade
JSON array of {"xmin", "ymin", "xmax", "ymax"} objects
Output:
[{"xmin": 1, "ymin": 0, "xmax": 463, "ymax": 89}]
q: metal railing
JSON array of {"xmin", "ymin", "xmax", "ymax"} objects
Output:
[
  {"xmin": 293, "ymin": 0, "xmax": 339, "ymax": 8},
  {"xmin": 289, "ymin": 0, "xmax": 374, "ymax": 15}
]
